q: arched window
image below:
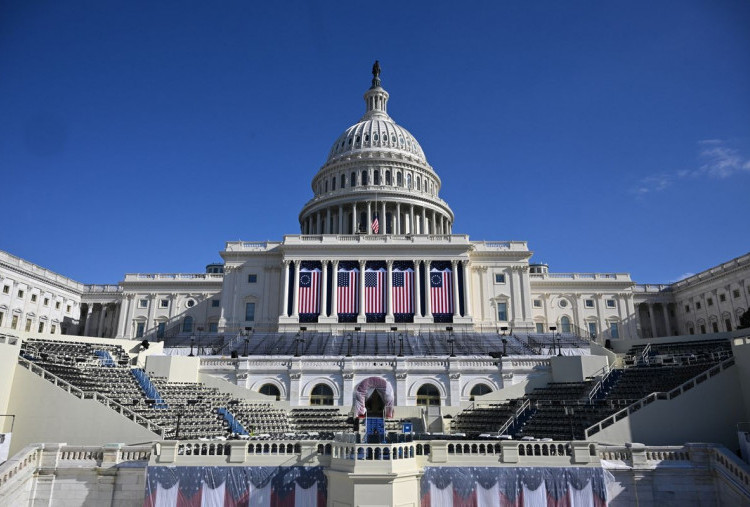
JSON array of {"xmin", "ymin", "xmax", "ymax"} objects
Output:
[
  {"xmin": 416, "ymin": 176, "xmax": 421, "ymax": 191},
  {"xmin": 183, "ymin": 316, "xmax": 193, "ymax": 333},
  {"xmin": 310, "ymin": 384, "xmax": 334, "ymax": 405},
  {"xmin": 331, "ymin": 177, "xmax": 336, "ymax": 191},
  {"xmin": 385, "ymin": 170, "xmax": 391, "ymax": 185},
  {"xmin": 406, "ymin": 174, "xmax": 412, "ymax": 189},
  {"xmin": 416, "ymin": 384, "xmax": 440, "ymax": 406},
  {"xmin": 259, "ymin": 383, "xmax": 281, "ymax": 401},
  {"xmin": 351, "ymin": 172, "xmax": 356, "ymax": 187},
  {"xmin": 560, "ymin": 316, "xmax": 571, "ymax": 334},
  {"xmin": 397, "ymin": 172, "xmax": 403, "ymax": 186},
  {"xmin": 374, "ymin": 170, "xmax": 380, "ymax": 185},
  {"xmin": 362, "ymin": 170, "xmax": 368, "ymax": 186},
  {"xmin": 324, "ymin": 180, "xmax": 328, "ymax": 193},
  {"xmin": 470, "ymin": 383, "xmax": 493, "ymax": 401},
  {"xmin": 341, "ymin": 174, "xmax": 346, "ymax": 188}
]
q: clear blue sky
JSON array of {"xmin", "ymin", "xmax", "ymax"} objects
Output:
[{"xmin": 1, "ymin": 1, "xmax": 749, "ymax": 285}]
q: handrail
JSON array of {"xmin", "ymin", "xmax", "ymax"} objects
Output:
[
  {"xmin": 496, "ymin": 399, "xmax": 531, "ymax": 436},
  {"xmin": 17, "ymin": 357, "xmax": 165, "ymax": 437},
  {"xmin": 585, "ymin": 357, "xmax": 735, "ymax": 438},
  {"xmin": 640, "ymin": 343, "xmax": 651, "ymax": 364},
  {"xmin": 587, "ymin": 365, "xmax": 614, "ymax": 401}
]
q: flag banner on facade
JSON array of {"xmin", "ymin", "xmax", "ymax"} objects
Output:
[
  {"xmin": 144, "ymin": 465, "xmax": 327, "ymax": 507},
  {"xmin": 365, "ymin": 267, "xmax": 386, "ymax": 314},
  {"xmin": 371, "ymin": 213, "xmax": 379, "ymax": 234},
  {"xmin": 298, "ymin": 267, "xmax": 321, "ymax": 314},
  {"xmin": 337, "ymin": 262, "xmax": 359, "ymax": 315},
  {"xmin": 419, "ymin": 466, "xmax": 609, "ymax": 507},
  {"xmin": 430, "ymin": 266, "xmax": 453, "ymax": 314},
  {"xmin": 392, "ymin": 266, "xmax": 415, "ymax": 314}
]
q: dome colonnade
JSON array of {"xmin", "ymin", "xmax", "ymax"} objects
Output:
[{"xmin": 299, "ymin": 63, "xmax": 454, "ymax": 236}]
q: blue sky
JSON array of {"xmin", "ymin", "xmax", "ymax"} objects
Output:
[{"xmin": 1, "ymin": 1, "xmax": 749, "ymax": 284}]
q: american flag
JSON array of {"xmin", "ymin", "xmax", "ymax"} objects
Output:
[
  {"xmin": 298, "ymin": 268, "xmax": 321, "ymax": 314},
  {"xmin": 430, "ymin": 268, "xmax": 453, "ymax": 314},
  {"xmin": 337, "ymin": 267, "xmax": 359, "ymax": 314},
  {"xmin": 392, "ymin": 267, "xmax": 414, "ymax": 314},
  {"xmin": 364, "ymin": 268, "xmax": 385, "ymax": 314},
  {"xmin": 371, "ymin": 213, "xmax": 379, "ymax": 234}
]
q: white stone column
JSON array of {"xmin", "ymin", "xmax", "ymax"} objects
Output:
[
  {"xmin": 367, "ymin": 202, "xmax": 372, "ymax": 234},
  {"xmin": 331, "ymin": 260, "xmax": 339, "ymax": 318},
  {"xmin": 386, "ymin": 260, "xmax": 394, "ymax": 321},
  {"xmin": 116, "ymin": 295, "xmax": 132, "ymax": 338},
  {"xmin": 292, "ymin": 261, "xmax": 300, "ymax": 318},
  {"xmin": 421, "ymin": 207, "xmax": 427, "ymax": 234},
  {"xmin": 461, "ymin": 262, "xmax": 472, "ymax": 318},
  {"xmin": 396, "ymin": 203, "xmax": 401, "ymax": 234},
  {"xmin": 96, "ymin": 304, "xmax": 107, "ymax": 337},
  {"xmin": 83, "ymin": 304, "xmax": 94, "ymax": 336},
  {"xmin": 352, "ymin": 203, "xmax": 357, "ymax": 234},
  {"xmin": 432, "ymin": 212, "xmax": 437, "ymax": 236},
  {"xmin": 596, "ymin": 295, "xmax": 606, "ymax": 338},
  {"xmin": 510, "ymin": 267, "xmax": 523, "ymax": 323},
  {"xmin": 648, "ymin": 303, "xmax": 658, "ymax": 338},
  {"xmin": 381, "ymin": 201, "xmax": 386, "ymax": 235},
  {"xmin": 281, "ymin": 261, "xmax": 290, "ymax": 318},
  {"xmin": 316, "ymin": 212, "xmax": 321, "ymax": 235},
  {"xmin": 338, "ymin": 205, "xmax": 343, "ymax": 234},
  {"xmin": 409, "ymin": 205, "xmax": 415, "ymax": 234},
  {"xmin": 321, "ymin": 261, "xmax": 328, "ymax": 317},
  {"xmin": 663, "ymin": 303, "xmax": 671, "ymax": 336},
  {"xmin": 146, "ymin": 295, "xmax": 156, "ymax": 334},
  {"xmin": 358, "ymin": 260, "xmax": 366, "ymax": 322},
  {"xmin": 451, "ymin": 261, "xmax": 460, "ymax": 318},
  {"xmin": 124, "ymin": 295, "xmax": 135, "ymax": 339},
  {"xmin": 425, "ymin": 260, "xmax": 433, "ymax": 318},
  {"xmin": 325, "ymin": 208, "xmax": 331, "ymax": 234},
  {"xmin": 414, "ymin": 260, "xmax": 422, "ymax": 317}
]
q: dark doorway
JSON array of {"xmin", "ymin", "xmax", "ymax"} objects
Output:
[{"xmin": 365, "ymin": 389, "xmax": 385, "ymax": 418}]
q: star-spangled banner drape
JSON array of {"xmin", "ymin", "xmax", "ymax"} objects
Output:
[
  {"xmin": 430, "ymin": 267, "xmax": 453, "ymax": 314},
  {"xmin": 144, "ymin": 466, "xmax": 326, "ymax": 507},
  {"xmin": 392, "ymin": 266, "xmax": 414, "ymax": 314},
  {"xmin": 419, "ymin": 466, "xmax": 610, "ymax": 507},
  {"xmin": 364, "ymin": 268, "xmax": 385, "ymax": 314},
  {"xmin": 337, "ymin": 264, "xmax": 359, "ymax": 314},
  {"xmin": 298, "ymin": 267, "xmax": 321, "ymax": 314}
]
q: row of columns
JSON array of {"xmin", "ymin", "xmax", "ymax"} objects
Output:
[
  {"xmin": 281, "ymin": 259, "xmax": 472, "ymax": 321},
  {"xmin": 641, "ymin": 302, "xmax": 673, "ymax": 338},
  {"xmin": 301, "ymin": 201, "xmax": 452, "ymax": 235}
]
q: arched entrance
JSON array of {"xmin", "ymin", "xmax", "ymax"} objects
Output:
[{"xmin": 353, "ymin": 377, "xmax": 394, "ymax": 419}]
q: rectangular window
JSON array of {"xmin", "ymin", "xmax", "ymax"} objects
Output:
[
  {"xmin": 725, "ymin": 319, "xmax": 732, "ymax": 332},
  {"xmin": 135, "ymin": 322, "xmax": 145, "ymax": 338},
  {"xmin": 497, "ymin": 302, "xmax": 508, "ymax": 321},
  {"xmin": 696, "ymin": 302, "xmax": 702, "ymax": 310},
  {"xmin": 245, "ymin": 302, "xmax": 255, "ymax": 322},
  {"xmin": 209, "ymin": 322, "xmax": 218, "ymax": 333},
  {"xmin": 0, "ymin": 311, "xmax": 3, "ymax": 327},
  {"xmin": 138, "ymin": 299, "xmax": 148, "ymax": 308},
  {"xmin": 156, "ymin": 322, "xmax": 165, "ymax": 339},
  {"xmin": 11, "ymin": 315, "xmax": 18, "ymax": 330},
  {"xmin": 688, "ymin": 327, "xmax": 694, "ymax": 335},
  {"xmin": 17, "ymin": 289, "xmax": 24, "ymax": 298},
  {"xmin": 700, "ymin": 324, "xmax": 706, "ymax": 334},
  {"xmin": 533, "ymin": 299, "xmax": 542, "ymax": 308},
  {"xmin": 585, "ymin": 299, "xmax": 594, "ymax": 308},
  {"xmin": 535, "ymin": 323, "xmax": 544, "ymax": 333},
  {"xmin": 55, "ymin": 301, "xmax": 61, "ymax": 309},
  {"xmin": 25, "ymin": 319, "xmax": 32, "ymax": 332},
  {"xmin": 38, "ymin": 322, "xmax": 44, "ymax": 333},
  {"xmin": 51, "ymin": 324, "xmax": 56, "ymax": 334},
  {"xmin": 494, "ymin": 274, "xmax": 506, "ymax": 284},
  {"xmin": 66, "ymin": 305, "xmax": 71, "ymax": 313},
  {"xmin": 31, "ymin": 294, "xmax": 37, "ymax": 302},
  {"xmin": 2, "ymin": 285, "xmax": 8, "ymax": 294},
  {"xmin": 588, "ymin": 322, "xmax": 597, "ymax": 338},
  {"xmin": 43, "ymin": 297, "xmax": 49, "ymax": 306},
  {"xmin": 159, "ymin": 299, "xmax": 169, "ymax": 309},
  {"xmin": 712, "ymin": 321, "xmax": 719, "ymax": 333},
  {"xmin": 248, "ymin": 274, "xmax": 258, "ymax": 283},
  {"xmin": 606, "ymin": 299, "xmax": 616, "ymax": 309},
  {"xmin": 734, "ymin": 289, "xmax": 741, "ymax": 298},
  {"xmin": 719, "ymin": 294, "xmax": 726, "ymax": 303},
  {"xmin": 707, "ymin": 298, "xmax": 713, "ymax": 307},
  {"xmin": 685, "ymin": 305, "xmax": 690, "ymax": 313},
  {"xmin": 610, "ymin": 323, "xmax": 619, "ymax": 339},
  {"xmin": 211, "ymin": 299, "xmax": 220, "ymax": 308}
]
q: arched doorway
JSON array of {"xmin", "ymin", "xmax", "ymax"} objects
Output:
[
  {"xmin": 416, "ymin": 384, "xmax": 440, "ymax": 406},
  {"xmin": 353, "ymin": 377, "xmax": 394, "ymax": 419},
  {"xmin": 365, "ymin": 389, "xmax": 385, "ymax": 417},
  {"xmin": 310, "ymin": 383, "xmax": 334, "ymax": 405}
]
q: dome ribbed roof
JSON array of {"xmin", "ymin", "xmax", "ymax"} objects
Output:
[{"xmin": 326, "ymin": 118, "xmax": 426, "ymax": 164}]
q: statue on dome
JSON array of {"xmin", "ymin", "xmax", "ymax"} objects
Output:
[{"xmin": 371, "ymin": 60, "xmax": 381, "ymax": 87}]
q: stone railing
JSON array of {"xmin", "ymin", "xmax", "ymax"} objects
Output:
[
  {"xmin": 0, "ymin": 444, "xmax": 42, "ymax": 490},
  {"xmin": 529, "ymin": 272, "xmax": 631, "ymax": 281},
  {"xmin": 711, "ymin": 446, "xmax": 750, "ymax": 496},
  {"xmin": 585, "ymin": 357, "xmax": 735, "ymax": 438},
  {"xmin": 471, "ymin": 241, "xmax": 529, "ymax": 252},
  {"xmin": 633, "ymin": 284, "xmax": 672, "ymax": 293},
  {"xmin": 0, "ymin": 250, "xmax": 83, "ymax": 292},
  {"xmin": 124, "ymin": 273, "xmax": 224, "ymax": 281},
  {"xmin": 284, "ymin": 234, "xmax": 471, "ymax": 245},
  {"xmin": 0, "ymin": 333, "xmax": 19, "ymax": 346},
  {"xmin": 83, "ymin": 284, "xmax": 122, "ymax": 293},
  {"xmin": 223, "ymin": 241, "xmax": 281, "ymax": 252},
  {"xmin": 17, "ymin": 357, "xmax": 165, "ymax": 436}
]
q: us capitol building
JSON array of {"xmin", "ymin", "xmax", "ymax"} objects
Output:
[{"xmin": 1, "ymin": 63, "xmax": 749, "ymax": 369}]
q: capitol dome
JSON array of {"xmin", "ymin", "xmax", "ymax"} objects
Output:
[{"xmin": 299, "ymin": 62, "xmax": 454, "ymax": 236}]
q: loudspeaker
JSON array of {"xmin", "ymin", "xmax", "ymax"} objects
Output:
[
  {"xmin": 230, "ymin": 351, "xmax": 238, "ymax": 359},
  {"xmin": 141, "ymin": 340, "xmax": 150, "ymax": 349}
]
